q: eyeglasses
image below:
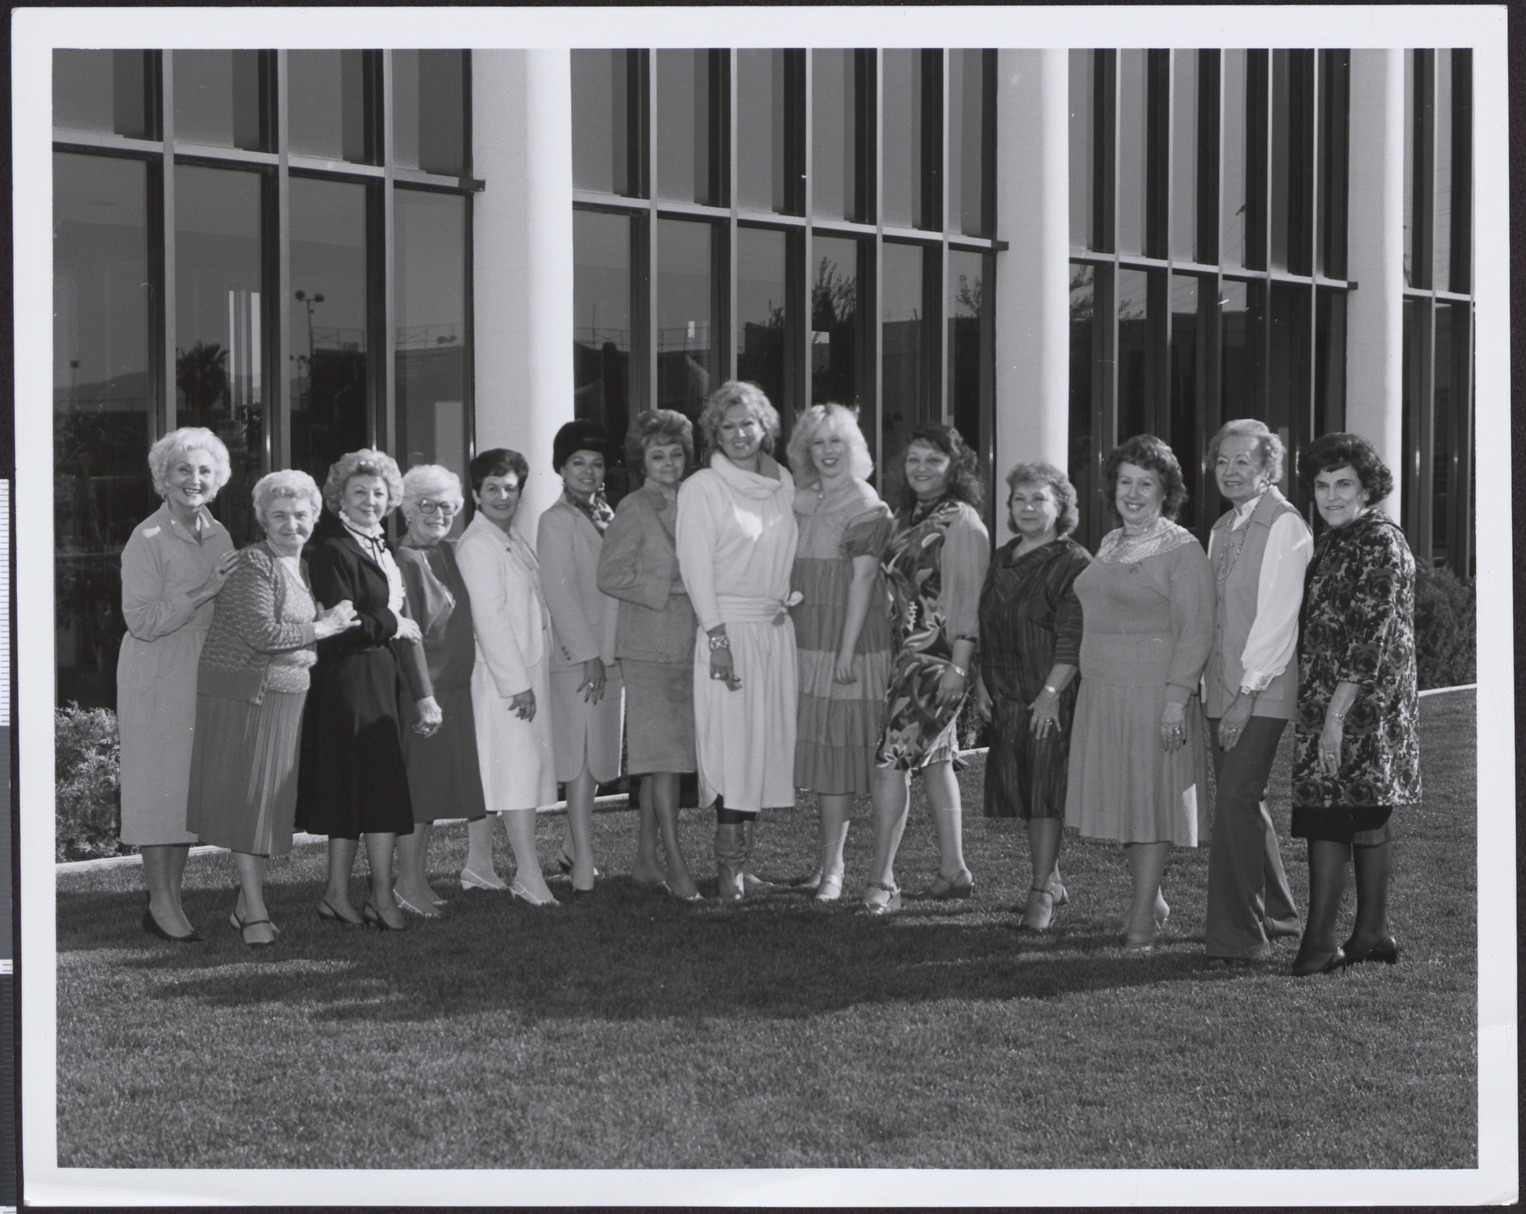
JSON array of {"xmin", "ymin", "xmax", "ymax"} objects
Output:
[{"xmin": 417, "ymin": 499, "xmax": 459, "ymax": 516}]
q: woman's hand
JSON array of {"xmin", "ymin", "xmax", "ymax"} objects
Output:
[
  {"xmin": 1318, "ymin": 713, "xmax": 1345, "ymax": 776},
  {"xmin": 833, "ymin": 649, "xmax": 857, "ymax": 685},
  {"xmin": 578, "ymin": 657, "xmax": 607, "ymax": 704},
  {"xmin": 709, "ymin": 644, "xmax": 741, "ymax": 692},
  {"xmin": 509, "ymin": 688, "xmax": 536, "ymax": 721},
  {"xmin": 196, "ymin": 550, "xmax": 241, "ymax": 603},
  {"xmin": 313, "ymin": 599, "xmax": 359, "ymax": 640},
  {"xmin": 1028, "ymin": 686, "xmax": 1061, "ymax": 739},
  {"xmin": 414, "ymin": 695, "xmax": 443, "ymax": 737},
  {"xmin": 936, "ymin": 665, "xmax": 967, "ymax": 709},
  {"xmin": 393, "ymin": 611, "xmax": 423, "ymax": 643},
  {"xmin": 1159, "ymin": 701, "xmax": 1187, "ymax": 752},
  {"xmin": 1217, "ymin": 692, "xmax": 1255, "ymax": 752}
]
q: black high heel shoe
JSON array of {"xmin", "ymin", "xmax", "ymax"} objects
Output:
[
  {"xmin": 317, "ymin": 898, "xmax": 363, "ymax": 927},
  {"xmin": 1341, "ymin": 935, "xmax": 1400, "ymax": 966},
  {"xmin": 362, "ymin": 901, "xmax": 408, "ymax": 932},
  {"xmin": 1291, "ymin": 945, "xmax": 1347, "ymax": 976},
  {"xmin": 141, "ymin": 906, "xmax": 199, "ymax": 943}
]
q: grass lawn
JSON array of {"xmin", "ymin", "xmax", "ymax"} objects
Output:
[{"xmin": 53, "ymin": 692, "xmax": 1476, "ymax": 1171}]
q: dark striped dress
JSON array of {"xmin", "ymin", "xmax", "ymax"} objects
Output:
[{"xmin": 977, "ymin": 536, "xmax": 1090, "ymax": 819}]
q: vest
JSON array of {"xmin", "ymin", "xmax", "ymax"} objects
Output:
[{"xmin": 1204, "ymin": 486, "xmax": 1306, "ymax": 720}]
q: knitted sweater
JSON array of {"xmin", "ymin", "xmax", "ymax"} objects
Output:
[{"xmin": 196, "ymin": 543, "xmax": 319, "ymax": 704}]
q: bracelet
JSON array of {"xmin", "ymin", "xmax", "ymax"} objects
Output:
[
  {"xmin": 949, "ymin": 663, "xmax": 968, "ymax": 678},
  {"xmin": 1330, "ymin": 706, "xmax": 1347, "ymax": 721},
  {"xmin": 1043, "ymin": 684, "xmax": 1059, "ymax": 695},
  {"xmin": 707, "ymin": 633, "xmax": 730, "ymax": 651}
]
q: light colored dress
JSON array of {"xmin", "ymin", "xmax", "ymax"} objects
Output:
[
  {"xmin": 1064, "ymin": 521, "xmax": 1215, "ymax": 846},
  {"xmin": 454, "ymin": 512, "xmax": 557, "ymax": 812},
  {"xmin": 116, "ymin": 502, "xmax": 233, "ymax": 846},
  {"xmin": 538, "ymin": 494, "xmax": 624, "ymax": 784},
  {"xmin": 675, "ymin": 452, "xmax": 799, "ymax": 813},
  {"xmin": 790, "ymin": 477, "xmax": 893, "ymax": 794}
]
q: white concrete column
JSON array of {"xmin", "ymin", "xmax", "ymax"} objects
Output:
[
  {"xmin": 993, "ymin": 48, "xmax": 1070, "ymax": 541},
  {"xmin": 472, "ymin": 50, "xmax": 575, "ymax": 532},
  {"xmin": 1344, "ymin": 49, "xmax": 1406, "ymax": 521}
]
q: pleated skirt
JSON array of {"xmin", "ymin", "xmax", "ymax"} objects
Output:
[
  {"xmin": 186, "ymin": 690, "xmax": 306, "ymax": 857},
  {"xmin": 1064, "ymin": 680, "xmax": 1206, "ymax": 846},
  {"xmin": 621, "ymin": 658, "xmax": 696, "ymax": 775}
]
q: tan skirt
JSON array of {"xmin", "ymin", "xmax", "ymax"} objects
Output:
[{"xmin": 548, "ymin": 665, "xmax": 624, "ymax": 784}]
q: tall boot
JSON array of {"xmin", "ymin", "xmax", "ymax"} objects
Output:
[
  {"xmin": 740, "ymin": 817, "xmax": 778, "ymax": 893},
  {"xmin": 1292, "ymin": 840, "xmax": 1350, "ymax": 975},
  {"xmin": 714, "ymin": 823, "xmax": 746, "ymax": 901},
  {"xmin": 1344, "ymin": 840, "xmax": 1400, "ymax": 964}
]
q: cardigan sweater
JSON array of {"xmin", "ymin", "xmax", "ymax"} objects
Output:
[{"xmin": 195, "ymin": 542, "xmax": 318, "ymax": 704}]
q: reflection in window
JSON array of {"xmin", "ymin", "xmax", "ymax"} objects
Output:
[
  {"xmin": 657, "ymin": 50, "xmax": 722, "ymax": 206},
  {"xmin": 572, "ymin": 50, "xmax": 640, "ymax": 196},
  {"xmin": 1222, "ymin": 50, "xmax": 1248, "ymax": 268},
  {"xmin": 1432, "ymin": 50, "xmax": 1452, "ymax": 293},
  {"xmin": 1068, "ymin": 51, "xmax": 1094, "ymax": 249},
  {"xmin": 736, "ymin": 50, "xmax": 797, "ymax": 215},
  {"xmin": 881, "ymin": 243, "xmax": 927, "ymax": 464},
  {"xmin": 1431, "ymin": 302, "xmax": 1452, "ymax": 562},
  {"xmin": 881, "ymin": 50, "xmax": 929, "ymax": 229},
  {"xmin": 173, "ymin": 50, "xmax": 268, "ymax": 151},
  {"xmin": 395, "ymin": 190, "xmax": 469, "ymax": 492},
  {"xmin": 174, "ymin": 165, "xmax": 265, "ymax": 549},
  {"xmin": 1314, "ymin": 288, "xmax": 1346, "ymax": 440},
  {"xmin": 1116, "ymin": 267, "xmax": 1151, "ymax": 439},
  {"xmin": 1167, "ymin": 274, "xmax": 1200, "ymax": 527},
  {"xmin": 1170, "ymin": 51, "xmax": 1198, "ymax": 262},
  {"xmin": 288, "ymin": 176, "xmax": 370, "ymax": 482},
  {"xmin": 1116, "ymin": 51, "xmax": 1148, "ymax": 256},
  {"xmin": 393, "ymin": 51, "xmax": 467, "ymax": 175},
  {"xmin": 736, "ymin": 227, "xmax": 787, "ymax": 420},
  {"xmin": 656, "ymin": 219, "xmax": 714, "ymax": 419},
  {"xmin": 1403, "ymin": 51, "xmax": 1415, "ymax": 286},
  {"xmin": 810, "ymin": 236, "xmax": 862, "ymax": 411},
  {"xmin": 1318, "ymin": 50, "xmax": 1349, "ymax": 280},
  {"xmin": 811, "ymin": 50, "xmax": 862, "ymax": 223},
  {"xmin": 53, "ymin": 50, "xmax": 153, "ymax": 139},
  {"xmin": 1068, "ymin": 263, "xmax": 1096, "ymax": 539},
  {"xmin": 948, "ymin": 50, "xmax": 990, "ymax": 238},
  {"xmin": 53, "ymin": 152, "xmax": 153, "ymax": 709},
  {"xmin": 574, "ymin": 210, "xmax": 632, "ymax": 453},
  {"xmin": 947, "ymin": 250, "xmax": 987, "ymax": 452},
  {"xmin": 1220, "ymin": 279, "xmax": 1255, "ymax": 421},
  {"xmin": 287, "ymin": 51, "xmax": 372, "ymax": 164},
  {"xmin": 1266, "ymin": 283, "xmax": 1307, "ymax": 462}
]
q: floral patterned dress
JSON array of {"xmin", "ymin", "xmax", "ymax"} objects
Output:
[
  {"xmin": 874, "ymin": 497, "xmax": 989, "ymax": 770},
  {"xmin": 1291, "ymin": 511, "xmax": 1420, "ymax": 826}
]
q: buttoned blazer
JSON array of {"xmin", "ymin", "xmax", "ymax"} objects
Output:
[
  {"xmin": 536, "ymin": 497, "xmax": 619, "ymax": 670},
  {"xmin": 454, "ymin": 512, "xmax": 548, "ymax": 698},
  {"xmin": 595, "ymin": 482, "xmax": 696, "ymax": 664}
]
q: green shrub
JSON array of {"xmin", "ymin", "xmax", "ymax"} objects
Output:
[
  {"xmin": 1412, "ymin": 559, "xmax": 1476, "ymax": 690},
  {"xmin": 56, "ymin": 703, "xmax": 125, "ymax": 862}
]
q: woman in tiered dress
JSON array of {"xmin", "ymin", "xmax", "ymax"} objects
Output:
[{"xmin": 787, "ymin": 404, "xmax": 893, "ymax": 902}]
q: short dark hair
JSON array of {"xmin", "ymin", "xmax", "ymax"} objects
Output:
[
  {"xmin": 552, "ymin": 419, "xmax": 614, "ymax": 472},
  {"xmin": 889, "ymin": 422, "xmax": 984, "ymax": 514},
  {"xmin": 624, "ymin": 409, "xmax": 695, "ymax": 476},
  {"xmin": 1296, "ymin": 432, "xmax": 1394, "ymax": 506},
  {"xmin": 1005, "ymin": 461, "xmax": 1080, "ymax": 538},
  {"xmin": 469, "ymin": 447, "xmax": 529, "ymax": 495},
  {"xmin": 1102, "ymin": 434, "xmax": 1188, "ymax": 521}
]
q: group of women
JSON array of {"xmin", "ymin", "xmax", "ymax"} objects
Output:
[{"xmin": 118, "ymin": 387, "xmax": 1419, "ymax": 975}]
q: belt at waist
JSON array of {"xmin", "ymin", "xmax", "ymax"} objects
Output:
[{"xmin": 715, "ymin": 592, "xmax": 788, "ymax": 623}]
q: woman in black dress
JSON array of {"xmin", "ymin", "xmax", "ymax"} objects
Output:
[
  {"xmin": 977, "ymin": 462, "xmax": 1090, "ymax": 931},
  {"xmin": 295, "ymin": 449, "xmax": 429, "ymax": 931}
]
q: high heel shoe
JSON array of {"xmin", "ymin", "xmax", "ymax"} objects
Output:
[
  {"xmin": 459, "ymin": 867, "xmax": 508, "ymax": 891},
  {"xmin": 317, "ymin": 898, "xmax": 363, "ymax": 926},
  {"xmin": 362, "ymin": 901, "xmax": 408, "ymax": 931},
  {"xmin": 1291, "ymin": 945, "xmax": 1346, "ymax": 976},
  {"xmin": 862, "ymin": 881, "xmax": 901, "ymax": 916},
  {"xmin": 509, "ymin": 880, "xmax": 561, "ymax": 908},
  {"xmin": 228, "ymin": 911, "xmax": 276, "ymax": 948},
  {"xmin": 1049, "ymin": 880, "xmax": 1069, "ymax": 907},
  {"xmin": 658, "ymin": 880, "xmax": 703, "ymax": 903},
  {"xmin": 921, "ymin": 869, "xmax": 975, "ymax": 901},
  {"xmin": 393, "ymin": 891, "xmax": 442, "ymax": 918},
  {"xmin": 1340, "ymin": 935, "xmax": 1400, "ymax": 966},
  {"xmin": 1020, "ymin": 887, "xmax": 1055, "ymax": 932},
  {"xmin": 556, "ymin": 845, "xmax": 600, "ymax": 879},
  {"xmin": 141, "ymin": 906, "xmax": 199, "ymax": 943},
  {"xmin": 1154, "ymin": 891, "xmax": 1171, "ymax": 927},
  {"xmin": 814, "ymin": 872, "xmax": 844, "ymax": 903}
]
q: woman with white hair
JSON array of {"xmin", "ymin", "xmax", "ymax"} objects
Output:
[
  {"xmin": 786, "ymin": 403, "xmax": 892, "ymax": 901},
  {"xmin": 186, "ymin": 471, "xmax": 359, "ymax": 946},
  {"xmin": 393, "ymin": 463, "xmax": 486, "ymax": 915},
  {"xmin": 676, "ymin": 381, "xmax": 800, "ymax": 899},
  {"xmin": 294, "ymin": 449, "xmax": 428, "ymax": 931},
  {"xmin": 118, "ymin": 426, "xmax": 239, "ymax": 942}
]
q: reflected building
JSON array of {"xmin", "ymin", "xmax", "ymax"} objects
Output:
[{"xmin": 53, "ymin": 47, "xmax": 1474, "ymax": 710}]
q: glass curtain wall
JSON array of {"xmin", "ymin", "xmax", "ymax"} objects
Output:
[
  {"xmin": 1068, "ymin": 48, "xmax": 1353, "ymax": 548},
  {"xmin": 1400, "ymin": 49, "xmax": 1474, "ymax": 574},
  {"xmin": 51, "ymin": 49, "xmax": 475, "ymax": 709},
  {"xmin": 571, "ymin": 48, "xmax": 1000, "ymax": 505}
]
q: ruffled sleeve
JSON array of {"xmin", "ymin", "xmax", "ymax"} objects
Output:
[{"xmin": 840, "ymin": 504, "xmax": 893, "ymax": 561}]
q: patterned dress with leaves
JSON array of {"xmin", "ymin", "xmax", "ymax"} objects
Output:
[
  {"xmin": 874, "ymin": 497, "xmax": 990, "ymax": 770},
  {"xmin": 1291, "ymin": 511, "xmax": 1421, "ymax": 812}
]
